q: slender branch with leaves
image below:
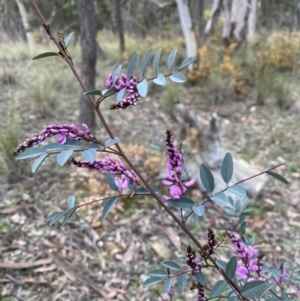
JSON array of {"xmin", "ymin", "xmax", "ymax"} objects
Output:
[{"xmin": 12, "ymin": 1, "xmax": 298, "ymax": 300}]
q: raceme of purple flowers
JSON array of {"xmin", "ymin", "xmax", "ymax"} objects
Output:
[
  {"xmin": 162, "ymin": 130, "xmax": 196, "ymax": 200},
  {"xmin": 106, "ymin": 73, "xmax": 141, "ymax": 110},
  {"xmin": 274, "ymin": 263, "xmax": 288, "ymax": 284},
  {"xmin": 227, "ymin": 231, "xmax": 263, "ymax": 281},
  {"xmin": 72, "ymin": 157, "xmax": 138, "ymax": 191},
  {"xmin": 186, "ymin": 246, "xmax": 202, "ymax": 274},
  {"xmin": 13, "ymin": 123, "xmax": 95, "ymax": 156}
]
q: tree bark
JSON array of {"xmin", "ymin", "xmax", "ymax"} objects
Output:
[
  {"xmin": 114, "ymin": 0, "xmax": 125, "ymax": 53},
  {"xmin": 75, "ymin": 0, "xmax": 97, "ymax": 132},
  {"xmin": 175, "ymin": 0, "xmax": 197, "ymax": 70},
  {"xmin": 248, "ymin": 0, "xmax": 257, "ymax": 38},
  {"xmin": 204, "ymin": 0, "xmax": 222, "ymax": 40},
  {"xmin": 198, "ymin": 0, "xmax": 205, "ymax": 46},
  {"xmin": 15, "ymin": 0, "xmax": 35, "ymax": 50}
]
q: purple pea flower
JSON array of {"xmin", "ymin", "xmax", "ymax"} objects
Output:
[
  {"xmin": 13, "ymin": 123, "xmax": 96, "ymax": 156},
  {"xmin": 162, "ymin": 130, "xmax": 196, "ymax": 200}
]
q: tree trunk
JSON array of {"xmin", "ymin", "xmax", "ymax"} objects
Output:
[
  {"xmin": 248, "ymin": 0, "xmax": 257, "ymax": 38},
  {"xmin": 75, "ymin": 0, "xmax": 97, "ymax": 132},
  {"xmin": 175, "ymin": 0, "xmax": 197, "ymax": 70},
  {"xmin": 204, "ymin": 0, "xmax": 222, "ymax": 40},
  {"xmin": 198, "ymin": 0, "xmax": 205, "ymax": 46},
  {"xmin": 114, "ymin": 0, "xmax": 125, "ymax": 53},
  {"xmin": 224, "ymin": 0, "xmax": 248, "ymax": 46},
  {"xmin": 15, "ymin": 0, "xmax": 35, "ymax": 50}
]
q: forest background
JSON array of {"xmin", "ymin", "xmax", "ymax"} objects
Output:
[{"xmin": 0, "ymin": 0, "xmax": 300, "ymax": 300}]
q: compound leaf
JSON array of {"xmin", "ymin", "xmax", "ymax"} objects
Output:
[{"xmin": 62, "ymin": 206, "xmax": 78, "ymax": 226}]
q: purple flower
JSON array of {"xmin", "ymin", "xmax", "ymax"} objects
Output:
[
  {"xmin": 186, "ymin": 246, "xmax": 202, "ymax": 275},
  {"xmin": 161, "ymin": 131, "xmax": 196, "ymax": 201},
  {"xmin": 13, "ymin": 123, "xmax": 97, "ymax": 156},
  {"xmin": 274, "ymin": 263, "xmax": 288, "ymax": 284},
  {"xmin": 105, "ymin": 73, "xmax": 142, "ymax": 110},
  {"xmin": 72, "ymin": 157, "xmax": 138, "ymax": 190}
]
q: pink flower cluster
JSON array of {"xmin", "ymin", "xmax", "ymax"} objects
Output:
[
  {"xmin": 72, "ymin": 157, "xmax": 138, "ymax": 191},
  {"xmin": 13, "ymin": 123, "xmax": 95, "ymax": 156},
  {"xmin": 162, "ymin": 130, "xmax": 196, "ymax": 200},
  {"xmin": 227, "ymin": 231, "xmax": 263, "ymax": 281},
  {"xmin": 105, "ymin": 73, "xmax": 141, "ymax": 109}
]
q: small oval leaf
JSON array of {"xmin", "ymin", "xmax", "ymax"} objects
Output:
[
  {"xmin": 137, "ymin": 79, "xmax": 148, "ymax": 97},
  {"xmin": 228, "ymin": 185, "xmax": 246, "ymax": 197},
  {"xmin": 153, "ymin": 73, "xmax": 166, "ymax": 85},
  {"xmin": 64, "ymin": 139, "xmax": 83, "ymax": 148},
  {"xmin": 221, "ymin": 152, "xmax": 233, "ymax": 184},
  {"xmin": 32, "ymin": 52, "xmax": 59, "ymax": 60},
  {"xmin": 81, "ymin": 148, "xmax": 97, "ymax": 162},
  {"xmin": 177, "ymin": 274, "xmax": 187, "ymax": 291},
  {"xmin": 127, "ymin": 53, "xmax": 140, "ymax": 78},
  {"xmin": 56, "ymin": 149, "xmax": 73, "ymax": 166},
  {"xmin": 226, "ymin": 256, "xmax": 237, "ymax": 280},
  {"xmin": 200, "ymin": 164, "xmax": 215, "ymax": 193},
  {"xmin": 62, "ymin": 206, "xmax": 78, "ymax": 226},
  {"xmin": 194, "ymin": 272, "xmax": 206, "ymax": 286},
  {"xmin": 167, "ymin": 197, "xmax": 194, "ymax": 209},
  {"xmin": 107, "ymin": 173, "xmax": 120, "ymax": 192},
  {"xmin": 192, "ymin": 205, "xmax": 205, "ymax": 217},
  {"xmin": 149, "ymin": 269, "xmax": 168, "ymax": 278},
  {"xmin": 43, "ymin": 143, "xmax": 65, "ymax": 152},
  {"xmin": 210, "ymin": 280, "xmax": 228, "ymax": 298},
  {"xmin": 140, "ymin": 47, "xmax": 153, "ymax": 77},
  {"xmin": 84, "ymin": 89, "xmax": 103, "ymax": 96},
  {"xmin": 170, "ymin": 71, "xmax": 186, "ymax": 83},
  {"xmin": 101, "ymin": 197, "xmax": 118, "ymax": 221},
  {"xmin": 15, "ymin": 147, "xmax": 47, "ymax": 160},
  {"xmin": 266, "ymin": 171, "xmax": 289, "ymax": 184},
  {"xmin": 112, "ymin": 64, "xmax": 122, "ymax": 79},
  {"xmin": 165, "ymin": 278, "xmax": 172, "ymax": 293},
  {"xmin": 117, "ymin": 87, "xmax": 126, "ymax": 101},
  {"xmin": 105, "ymin": 138, "xmax": 119, "ymax": 148},
  {"xmin": 67, "ymin": 195, "xmax": 76, "ymax": 208},
  {"xmin": 211, "ymin": 192, "xmax": 227, "ymax": 204},
  {"xmin": 178, "ymin": 57, "xmax": 197, "ymax": 71},
  {"xmin": 167, "ymin": 49, "xmax": 177, "ymax": 70},
  {"xmin": 152, "ymin": 48, "xmax": 162, "ymax": 74},
  {"xmin": 241, "ymin": 281, "xmax": 266, "ymax": 298},
  {"xmin": 143, "ymin": 277, "xmax": 162, "ymax": 287},
  {"xmin": 32, "ymin": 153, "xmax": 49, "ymax": 173},
  {"xmin": 64, "ymin": 32, "xmax": 73, "ymax": 47},
  {"xmin": 162, "ymin": 261, "xmax": 181, "ymax": 271},
  {"xmin": 134, "ymin": 187, "xmax": 150, "ymax": 195}
]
